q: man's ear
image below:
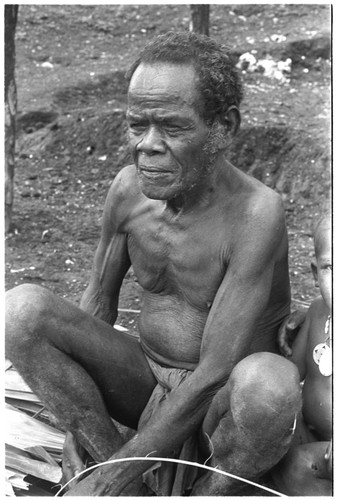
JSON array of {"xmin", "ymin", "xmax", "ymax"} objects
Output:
[
  {"xmin": 220, "ymin": 105, "xmax": 241, "ymax": 136},
  {"xmin": 311, "ymin": 261, "xmax": 319, "ymax": 287}
]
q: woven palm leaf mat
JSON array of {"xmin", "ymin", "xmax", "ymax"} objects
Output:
[{"xmin": 5, "ymin": 360, "xmax": 65, "ymax": 496}]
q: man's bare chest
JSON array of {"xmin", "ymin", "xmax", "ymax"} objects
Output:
[{"xmin": 126, "ymin": 215, "xmax": 228, "ymax": 301}]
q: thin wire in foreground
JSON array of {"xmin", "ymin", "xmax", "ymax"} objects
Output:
[{"xmin": 55, "ymin": 456, "xmax": 287, "ymax": 497}]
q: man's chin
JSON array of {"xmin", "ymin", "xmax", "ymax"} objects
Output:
[{"xmin": 139, "ymin": 180, "xmax": 180, "ymax": 201}]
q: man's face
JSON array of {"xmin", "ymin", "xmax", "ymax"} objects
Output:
[
  {"xmin": 313, "ymin": 227, "xmax": 332, "ymax": 311},
  {"xmin": 126, "ymin": 63, "xmax": 213, "ymax": 201}
]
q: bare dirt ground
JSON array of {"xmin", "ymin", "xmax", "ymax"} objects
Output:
[{"xmin": 5, "ymin": 4, "xmax": 331, "ymax": 335}]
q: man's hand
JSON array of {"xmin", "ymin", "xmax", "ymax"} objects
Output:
[
  {"xmin": 277, "ymin": 309, "xmax": 307, "ymax": 357},
  {"xmin": 62, "ymin": 431, "xmax": 88, "ymax": 489}
]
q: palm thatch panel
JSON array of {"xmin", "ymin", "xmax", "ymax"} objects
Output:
[{"xmin": 5, "ymin": 362, "xmax": 65, "ymax": 496}]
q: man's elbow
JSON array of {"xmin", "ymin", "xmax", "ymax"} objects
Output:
[
  {"xmin": 80, "ymin": 286, "xmax": 117, "ymax": 325},
  {"xmin": 79, "ymin": 284, "xmax": 97, "ymax": 312}
]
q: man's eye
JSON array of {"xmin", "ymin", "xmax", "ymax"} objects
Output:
[
  {"xmin": 164, "ymin": 124, "xmax": 182, "ymax": 134},
  {"xmin": 129, "ymin": 123, "xmax": 146, "ymax": 133}
]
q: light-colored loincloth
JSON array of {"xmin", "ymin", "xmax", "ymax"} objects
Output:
[{"xmin": 139, "ymin": 355, "xmax": 207, "ymax": 496}]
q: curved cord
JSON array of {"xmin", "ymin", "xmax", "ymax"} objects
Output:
[{"xmin": 55, "ymin": 456, "xmax": 286, "ymax": 497}]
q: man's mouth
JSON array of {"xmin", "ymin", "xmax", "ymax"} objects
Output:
[{"xmin": 138, "ymin": 166, "xmax": 173, "ymax": 177}]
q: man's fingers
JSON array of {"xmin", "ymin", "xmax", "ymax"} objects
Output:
[
  {"xmin": 62, "ymin": 457, "xmax": 85, "ymax": 488},
  {"xmin": 62, "ymin": 432, "xmax": 86, "ymax": 488},
  {"xmin": 61, "ymin": 462, "xmax": 74, "ymax": 487}
]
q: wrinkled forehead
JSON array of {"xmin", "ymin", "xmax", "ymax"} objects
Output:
[{"xmin": 127, "ymin": 62, "xmax": 200, "ymax": 108}]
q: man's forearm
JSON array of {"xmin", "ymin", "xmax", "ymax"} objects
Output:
[
  {"xmin": 80, "ymin": 284, "xmax": 118, "ymax": 326},
  {"xmin": 65, "ymin": 438, "xmax": 158, "ymax": 496},
  {"xmin": 66, "ymin": 427, "xmax": 193, "ymax": 496},
  {"xmin": 66, "ymin": 371, "xmax": 219, "ymax": 496}
]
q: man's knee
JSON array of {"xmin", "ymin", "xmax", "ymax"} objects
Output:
[
  {"xmin": 229, "ymin": 353, "xmax": 302, "ymax": 444},
  {"xmin": 231, "ymin": 352, "xmax": 301, "ymax": 402},
  {"xmin": 6, "ymin": 284, "xmax": 54, "ymax": 357},
  {"xmin": 204, "ymin": 353, "xmax": 301, "ymax": 442},
  {"xmin": 202, "ymin": 352, "xmax": 302, "ymax": 482}
]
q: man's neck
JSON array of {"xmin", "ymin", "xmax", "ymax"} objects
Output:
[
  {"xmin": 165, "ymin": 185, "xmax": 213, "ymax": 216},
  {"xmin": 165, "ymin": 156, "xmax": 234, "ymax": 216}
]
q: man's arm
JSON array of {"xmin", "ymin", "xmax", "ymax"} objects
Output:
[
  {"xmin": 67, "ymin": 192, "xmax": 288, "ymax": 496},
  {"xmin": 79, "ymin": 169, "xmax": 132, "ymax": 325},
  {"xmin": 198, "ymin": 193, "xmax": 288, "ymax": 386},
  {"xmin": 62, "ymin": 169, "xmax": 133, "ymax": 487}
]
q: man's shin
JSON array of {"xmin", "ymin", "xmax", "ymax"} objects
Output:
[{"xmin": 193, "ymin": 353, "xmax": 302, "ymax": 495}]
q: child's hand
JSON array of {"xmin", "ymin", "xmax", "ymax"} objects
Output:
[{"xmin": 278, "ymin": 309, "xmax": 307, "ymax": 357}]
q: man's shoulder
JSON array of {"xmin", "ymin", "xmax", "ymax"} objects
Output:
[
  {"xmin": 227, "ymin": 172, "xmax": 287, "ymax": 258},
  {"xmin": 103, "ymin": 164, "xmax": 142, "ymax": 227},
  {"xmin": 242, "ymin": 178, "xmax": 286, "ymax": 228},
  {"xmin": 109, "ymin": 164, "xmax": 139, "ymax": 195},
  {"xmin": 230, "ymin": 165, "xmax": 284, "ymax": 214},
  {"xmin": 106, "ymin": 164, "xmax": 140, "ymax": 206}
]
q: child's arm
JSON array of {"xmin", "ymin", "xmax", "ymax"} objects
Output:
[{"xmin": 289, "ymin": 308, "xmax": 312, "ymax": 380}]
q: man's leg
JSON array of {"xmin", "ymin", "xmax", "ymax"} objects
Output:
[
  {"xmin": 5, "ymin": 284, "xmax": 156, "ymax": 464},
  {"xmin": 192, "ymin": 352, "xmax": 302, "ymax": 495}
]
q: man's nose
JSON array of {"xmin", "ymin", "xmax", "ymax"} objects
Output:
[{"xmin": 136, "ymin": 126, "xmax": 166, "ymax": 155}]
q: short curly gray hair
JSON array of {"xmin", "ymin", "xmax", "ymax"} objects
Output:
[{"xmin": 125, "ymin": 31, "xmax": 243, "ymax": 122}]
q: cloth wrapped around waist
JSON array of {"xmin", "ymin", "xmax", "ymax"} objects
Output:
[{"xmin": 139, "ymin": 355, "xmax": 208, "ymax": 496}]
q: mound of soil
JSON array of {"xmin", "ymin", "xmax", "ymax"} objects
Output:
[{"xmin": 6, "ymin": 5, "xmax": 331, "ymax": 332}]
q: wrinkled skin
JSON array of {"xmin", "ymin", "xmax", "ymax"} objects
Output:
[{"xmin": 6, "ymin": 62, "xmax": 301, "ymax": 496}]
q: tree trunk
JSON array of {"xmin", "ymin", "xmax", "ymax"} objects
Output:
[
  {"xmin": 190, "ymin": 5, "xmax": 210, "ymax": 36},
  {"xmin": 5, "ymin": 5, "xmax": 19, "ymax": 234}
]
